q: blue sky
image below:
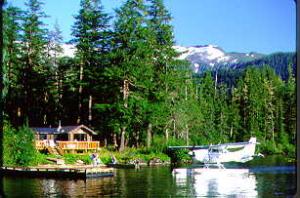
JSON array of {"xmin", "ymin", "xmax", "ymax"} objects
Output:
[{"xmin": 7, "ymin": 0, "xmax": 296, "ymax": 54}]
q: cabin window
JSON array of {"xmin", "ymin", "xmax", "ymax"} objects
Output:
[
  {"xmin": 74, "ymin": 134, "xmax": 86, "ymax": 141},
  {"xmin": 56, "ymin": 134, "xmax": 68, "ymax": 141},
  {"xmin": 39, "ymin": 134, "xmax": 47, "ymax": 140}
]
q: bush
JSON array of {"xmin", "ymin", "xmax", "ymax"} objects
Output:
[
  {"xmin": 167, "ymin": 149, "xmax": 191, "ymax": 164},
  {"xmin": 151, "ymin": 135, "xmax": 186, "ymax": 153},
  {"xmin": 258, "ymin": 138, "xmax": 295, "ymax": 157},
  {"xmin": 282, "ymin": 144, "xmax": 295, "ymax": 157},
  {"xmin": 100, "ymin": 155, "xmax": 112, "ymax": 164},
  {"xmin": 3, "ymin": 123, "xmax": 39, "ymax": 166},
  {"xmin": 259, "ymin": 140, "xmax": 276, "ymax": 154},
  {"xmin": 35, "ymin": 153, "xmax": 51, "ymax": 165},
  {"xmin": 150, "ymin": 135, "xmax": 167, "ymax": 153},
  {"xmin": 15, "ymin": 125, "xmax": 38, "ymax": 166},
  {"xmin": 95, "ymin": 147, "xmax": 170, "ymax": 165},
  {"xmin": 63, "ymin": 154, "xmax": 92, "ymax": 164},
  {"xmin": 3, "ymin": 123, "xmax": 15, "ymax": 166}
]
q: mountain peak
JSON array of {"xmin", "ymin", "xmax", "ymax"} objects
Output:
[
  {"xmin": 174, "ymin": 45, "xmax": 265, "ymax": 73},
  {"xmin": 60, "ymin": 43, "xmax": 265, "ymax": 74}
]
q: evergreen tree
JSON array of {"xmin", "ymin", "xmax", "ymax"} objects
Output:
[
  {"xmin": 198, "ymin": 71, "xmax": 216, "ymax": 142},
  {"xmin": 238, "ymin": 68, "xmax": 262, "ymax": 138},
  {"xmin": 20, "ymin": 0, "xmax": 49, "ymax": 126},
  {"xmin": 104, "ymin": 0, "xmax": 155, "ymax": 151},
  {"xmin": 214, "ymin": 84, "xmax": 231, "ymax": 142},
  {"xmin": 47, "ymin": 21, "xmax": 63, "ymax": 60},
  {"xmin": 3, "ymin": 5, "xmax": 23, "ymax": 125},
  {"xmin": 148, "ymin": 0, "xmax": 175, "ymax": 71},
  {"xmin": 261, "ymin": 68, "xmax": 275, "ymax": 142},
  {"xmin": 56, "ymin": 57, "xmax": 79, "ymax": 125},
  {"xmin": 148, "ymin": 0, "xmax": 189, "ymax": 142},
  {"xmin": 283, "ymin": 64, "xmax": 296, "ymax": 143},
  {"xmin": 46, "ymin": 21, "xmax": 64, "ymax": 125},
  {"xmin": 235, "ymin": 66, "xmax": 284, "ymax": 143},
  {"xmin": 228, "ymin": 86, "xmax": 242, "ymax": 141},
  {"xmin": 71, "ymin": 0, "xmax": 111, "ymax": 126}
]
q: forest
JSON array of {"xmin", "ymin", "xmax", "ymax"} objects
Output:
[{"xmin": 2, "ymin": 0, "xmax": 296, "ymax": 158}]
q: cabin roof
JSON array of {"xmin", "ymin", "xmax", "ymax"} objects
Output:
[{"xmin": 32, "ymin": 125, "xmax": 97, "ymax": 135}]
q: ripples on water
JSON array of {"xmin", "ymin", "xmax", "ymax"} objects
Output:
[{"xmin": 1, "ymin": 156, "xmax": 296, "ymax": 197}]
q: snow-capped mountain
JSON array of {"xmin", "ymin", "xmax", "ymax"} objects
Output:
[
  {"xmin": 174, "ymin": 45, "xmax": 264, "ymax": 73},
  {"xmin": 60, "ymin": 43, "xmax": 264, "ymax": 73},
  {"xmin": 58, "ymin": 43, "xmax": 294, "ymax": 81}
]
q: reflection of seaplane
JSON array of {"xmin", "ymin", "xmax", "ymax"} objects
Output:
[
  {"xmin": 172, "ymin": 168, "xmax": 258, "ymax": 197},
  {"xmin": 169, "ymin": 137, "xmax": 260, "ymax": 167}
]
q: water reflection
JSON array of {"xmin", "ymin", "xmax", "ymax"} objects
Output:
[
  {"xmin": 2, "ymin": 164, "xmax": 295, "ymax": 197},
  {"xmin": 40, "ymin": 177, "xmax": 116, "ymax": 197},
  {"xmin": 173, "ymin": 168, "xmax": 258, "ymax": 197},
  {"xmin": 3, "ymin": 176, "xmax": 116, "ymax": 197}
]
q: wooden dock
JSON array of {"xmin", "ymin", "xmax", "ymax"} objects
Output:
[{"xmin": 0, "ymin": 165, "xmax": 114, "ymax": 179}]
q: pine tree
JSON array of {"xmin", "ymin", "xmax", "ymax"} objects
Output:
[
  {"xmin": 3, "ymin": 5, "xmax": 23, "ymax": 125},
  {"xmin": 229, "ymin": 86, "xmax": 242, "ymax": 141},
  {"xmin": 104, "ymin": 0, "xmax": 155, "ymax": 151},
  {"xmin": 56, "ymin": 57, "xmax": 79, "ymax": 125},
  {"xmin": 21, "ymin": 0, "xmax": 49, "ymax": 126},
  {"xmin": 148, "ymin": 0, "xmax": 174, "ymax": 68},
  {"xmin": 147, "ymin": 0, "xmax": 190, "ymax": 142},
  {"xmin": 239, "ymin": 68, "xmax": 263, "ymax": 138},
  {"xmin": 46, "ymin": 21, "xmax": 64, "ymax": 125},
  {"xmin": 47, "ymin": 21, "xmax": 63, "ymax": 60},
  {"xmin": 234, "ymin": 66, "xmax": 281, "ymax": 143},
  {"xmin": 1, "ymin": 1, "xmax": 5, "ymax": 169},
  {"xmin": 198, "ymin": 71, "xmax": 216, "ymax": 142},
  {"xmin": 214, "ymin": 84, "xmax": 231, "ymax": 142},
  {"xmin": 284, "ymin": 64, "xmax": 296, "ymax": 143},
  {"xmin": 71, "ymin": 0, "xmax": 111, "ymax": 126}
]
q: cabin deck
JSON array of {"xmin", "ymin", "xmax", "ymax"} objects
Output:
[{"xmin": 36, "ymin": 140, "xmax": 100, "ymax": 152}]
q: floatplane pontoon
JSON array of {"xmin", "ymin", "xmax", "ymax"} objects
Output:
[{"xmin": 169, "ymin": 137, "xmax": 261, "ymax": 168}]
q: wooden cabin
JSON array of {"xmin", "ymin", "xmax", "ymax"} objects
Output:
[{"xmin": 32, "ymin": 125, "xmax": 100, "ymax": 153}]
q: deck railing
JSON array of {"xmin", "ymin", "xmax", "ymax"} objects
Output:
[
  {"xmin": 56, "ymin": 141, "xmax": 100, "ymax": 150},
  {"xmin": 36, "ymin": 140, "xmax": 47, "ymax": 150},
  {"xmin": 35, "ymin": 140, "xmax": 100, "ymax": 150}
]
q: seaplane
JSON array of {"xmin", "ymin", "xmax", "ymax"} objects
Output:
[{"xmin": 169, "ymin": 137, "xmax": 261, "ymax": 168}]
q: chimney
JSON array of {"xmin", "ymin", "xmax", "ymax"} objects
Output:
[{"xmin": 57, "ymin": 120, "xmax": 62, "ymax": 132}]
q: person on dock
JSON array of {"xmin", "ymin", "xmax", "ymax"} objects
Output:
[
  {"xmin": 90, "ymin": 153, "xmax": 102, "ymax": 166},
  {"xmin": 134, "ymin": 159, "xmax": 140, "ymax": 169},
  {"xmin": 111, "ymin": 154, "xmax": 118, "ymax": 164}
]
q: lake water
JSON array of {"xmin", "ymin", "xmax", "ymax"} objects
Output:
[{"xmin": 1, "ymin": 156, "xmax": 296, "ymax": 197}]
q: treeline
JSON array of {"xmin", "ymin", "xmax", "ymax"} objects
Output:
[
  {"xmin": 3, "ymin": 0, "xmax": 295, "ymax": 155},
  {"xmin": 233, "ymin": 52, "xmax": 296, "ymax": 81}
]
